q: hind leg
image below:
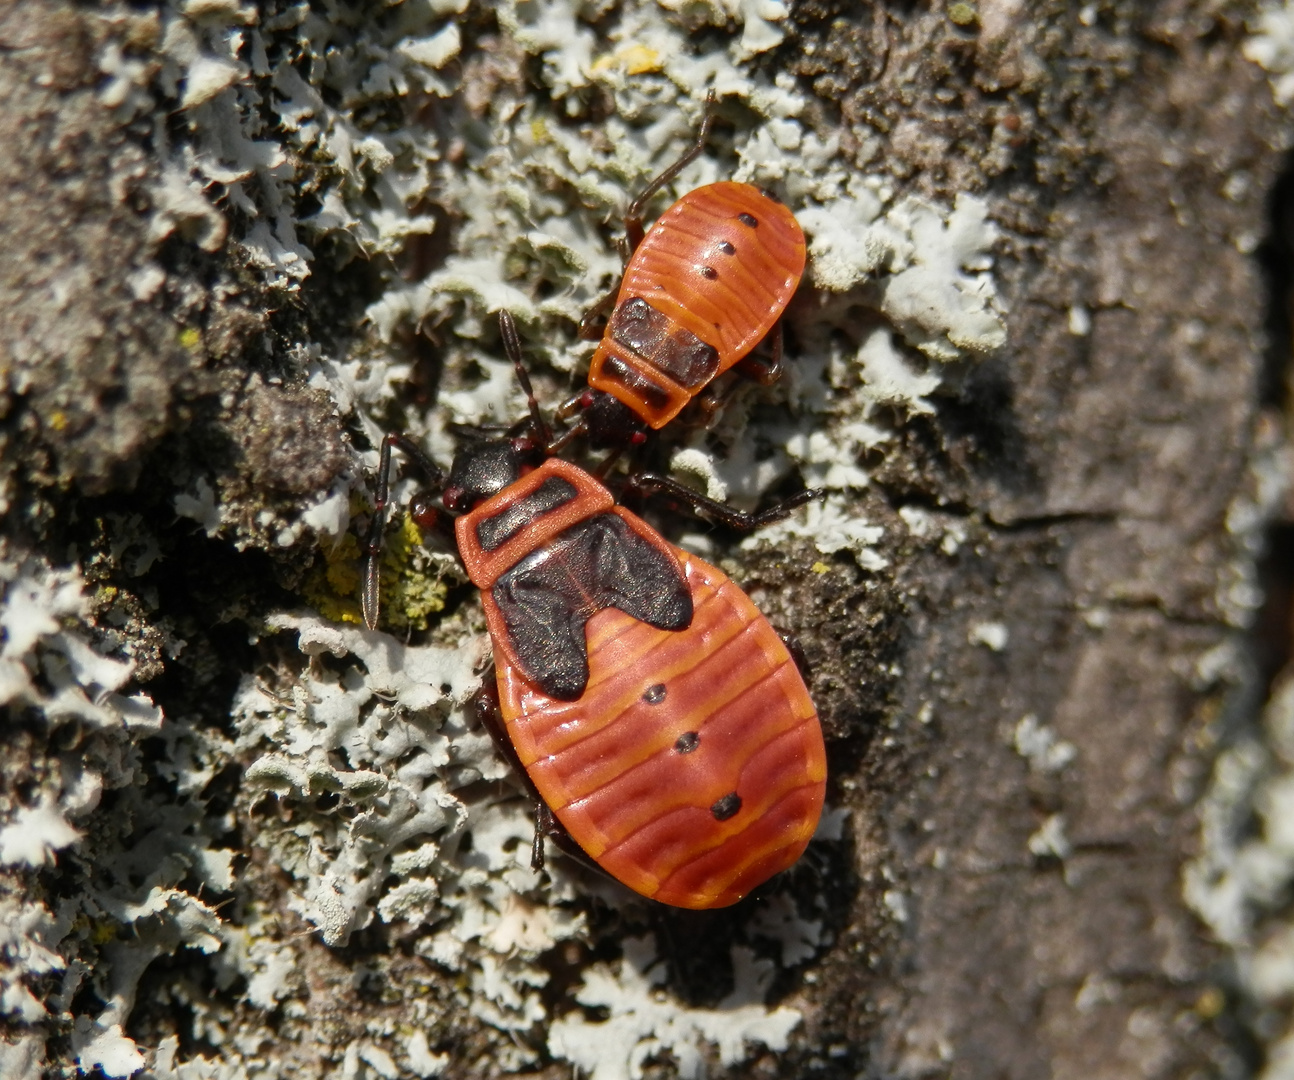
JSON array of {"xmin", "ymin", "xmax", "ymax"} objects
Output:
[{"xmin": 470, "ymin": 671, "xmax": 604, "ymax": 876}]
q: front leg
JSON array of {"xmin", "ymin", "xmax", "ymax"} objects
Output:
[{"xmin": 578, "ymin": 286, "xmax": 619, "ymax": 341}]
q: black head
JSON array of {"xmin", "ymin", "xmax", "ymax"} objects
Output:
[
  {"xmin": 442, "ymin": 436, "xmax": 541, "ymax": 512},
  {"xmin": 584, "ymin": 390, "xmax": 648, "ymax": 451}
]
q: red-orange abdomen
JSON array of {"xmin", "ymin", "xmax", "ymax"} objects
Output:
[{"xmin": 491, "ymin": 546, "xmax": 826, "ymax": 909}]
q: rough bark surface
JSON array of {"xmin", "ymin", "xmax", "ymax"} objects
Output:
[
  {"xmin": 857, "ymin": 8, "xmax": 1275, "ymax": 1077},
  {"xmin": 0, "ymin": 0, "xmax": 1285, "ymax": 1078}
]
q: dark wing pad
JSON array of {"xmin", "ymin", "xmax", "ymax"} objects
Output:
[
  {"xmin": 611, "ymin": 297, "xmax": 719, "ymax": 389},
  {"xmin": 492, "ymin": 513, "xmax": 692, "ymax": 701}
]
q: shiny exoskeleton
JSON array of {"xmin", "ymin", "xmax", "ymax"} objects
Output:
[{"xmin": 362, "ymin": 313, "xmax": 825, "ymax": 909}]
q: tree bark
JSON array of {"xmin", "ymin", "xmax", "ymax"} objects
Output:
[{"xmin": 0, "ymin": 1, "xmax": 1284, "ymax": 1078}]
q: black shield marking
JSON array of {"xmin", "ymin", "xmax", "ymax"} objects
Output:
[
  {"xmin": 476, "ymin": 476, "xmax": 578, "ymax": 552},
  {"xmin": 492, "ymin": 513, "xmax": 692, "ymax": 700},
  {"xmin": 610, "ymin": 297, "xmax": 719, "ymax": 390}
]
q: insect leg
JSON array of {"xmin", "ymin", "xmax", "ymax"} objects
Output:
[
  {"xmin": 778, "ymin": 630, "xmax": 813, "ymax": 678},
  {"xmin": 470, "ymin": 670, "xmax": 603, "ymax": 876},
  {"xmin": 622, "ymin": 89, "xmax": 718, "ymax": 253},
  {"xmin": 470, "ymin": 673, "xmax": 554, "ymax": 871},
  {"xmin": 676, "ymin": 379, "xmax": 740, "ymax": 431},
  {"xmin": 593, "ymin": 445, "xmax": 624, "ymax": 479},
  {"xmin": 536, "ymin": 808, "xmax": 611, "ymax": 878},
  {"xmin": 623, "ymin": 472, "xmax": 824, "ymax": 530},
  {"xmin": 547, "ymin": 413, "xmax": 588, "ymax": 454},
  {"xmin": 577, "ymin": 287, "xmax": 618, "ymax": 341},
  {"xmin": 733, "ymin": 320, "xmax": 784, "ymax": 387}
]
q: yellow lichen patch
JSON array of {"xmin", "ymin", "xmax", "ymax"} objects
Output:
[
  {"xmin": 90, "ymin": 919, "xmax": 119, "ymax": 946},
  {"xmin": 590, "ymin": 44, "xmax": 663, "ymax": 76},
  {"xmin": 178, "ymin": 327, "xmax": 202, "ymax": 351},
  {"xmin": 48, "ymin": 410, "xmax": 68, "ymax": 432},
  {"xmin": 1194, "ymin": 986, "xmax": 1225, "ymax": 1020},
  {"xmin": 302, "ymin": 513, "xmax": 451, "ymax": 631},
  {"xmin": 811, "ymin": 561, "xmax": 832, "ymax": 575},
  {"xmin": 302, "ymin": 531, "xmax": 365, "ymax": 625},
  {"xmin": 379, "ymin": 513, "xmax": 451, "ymax": 631}
]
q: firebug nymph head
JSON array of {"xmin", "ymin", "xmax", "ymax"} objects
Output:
[{"xmin": 443, "ymin": 438, "xmax": 538, "ymax": 512}]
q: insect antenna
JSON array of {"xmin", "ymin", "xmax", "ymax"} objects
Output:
[
  {"xmin": 498, "ymin": 310, "xmax": 554, "ymax": 451},
  {"xmin": 362, "ymin": 432, "xmax": 447, "ymax": 631}
]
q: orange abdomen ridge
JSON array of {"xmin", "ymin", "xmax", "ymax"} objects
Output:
[{"xmin": 495, "ymin": 545, "xmax": 826, "ymax": 909}]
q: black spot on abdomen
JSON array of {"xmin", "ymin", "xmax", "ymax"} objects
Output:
[{"xmin": 711, "ymin": 792, "xmax": 741, "ymax": 820}]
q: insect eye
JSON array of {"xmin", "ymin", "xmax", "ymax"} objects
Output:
[
  {"xmin": 630, "ymin": 431, "xmax": 647, "ymax": 446},
  {"xmin": 442, "ymin": 485, "xmax": 467, "ymax": 511},
  {"xmin": 410, "ymin": 496, "xmax": 440, "ymax": 529}
]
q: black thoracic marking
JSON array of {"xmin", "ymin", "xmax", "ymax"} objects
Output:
[
  {"xmin": 476, "ymin": 476, "xmax": 578, "ymax": 552},
  {"xmin": 717, "ymin": 240, "xmax": 735, "ymax": 256},
  {"xmin": 493, "ymin": 513, "xmax": 692, "ymax": 701},
  {"xmin": 699, "ymin": 265, "xmax": 718, "ymax": 280},
  {"xmin": 674, "ymin": 730, "xmax": 699, "ymax": 754},
  {"xmin": 737, "ymin": 212, "xmax": 758, "ymax": 227},
  {"xmin": 584, "ymin": 391, "xmax": 646, "ymax": 451},
  {"xmin": 711, "ymin": 792, "xmax": 742, "ymax": 820},
  {"xmin": 602, "ymin": 353, "xmax": 672, "ymax": 410},
  {"xmin": 642, "ymin": 683, "xmax": 667, "ymax": 705},
  {"xmin": 609, "ymin": 297, "xmax": 718, "ymax": 389}
]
